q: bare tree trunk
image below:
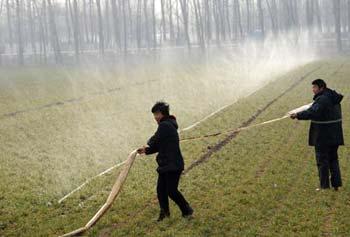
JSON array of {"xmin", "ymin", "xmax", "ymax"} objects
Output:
[
  {"xmin": 224, "ymin": 0, "xmax": 231, "ymax": 39},
  {"xmin": 152, "ymin": 0, "xmax": 157, "ymax": 48},
  {"xmin": 96, "ymin": 0, "xmax": 104, "ymax": 55},
  {"xmin": 176, "ymin": 0, "xmax": 180, "ymax": 44},
  {"xmin": 179, "ymin": 0, "xmax": 191, "ymax": 50},
  {"xmin": 288, "ymin": 0, "xmax": 299, "ymax": 31},
  {"xmin": 83, "ymin": 1, "xmax": 89, "ymax": 43},
  {"xmin": 333, "ymin": 0, "xmax": 342, "ymax": 51},
  {"xmin": 89, "ymin": 0, "xmax": 95, "ymax": 44},
  {"xmin": 204, "ymin": 0, "xmax": 211, "ymax": 42},
  {"xmin": 197, "ymin": 0, "xmax": 206, "ymax": 46},
  {"xmin": 348, "ymin": 0, "xmax": 350, "ymax": 33},
  {"xmin": 0, "ymin": 0, "xmax": 345, "ymax": 65},
  {"xmin": 0, "ymin": 0, "xmax": 4, "ymax": 64},
  {"xmin": 257, "ymin": 0, "xmax": 265, "ymax": 39},
  {"xmin": 121, "ymin": 0, "xmax": 127, "ymax": 55},
  {"xmin": 246, "ymin": 0, "xmax": 251, "ymax": 34},
  {"xmin": 292, "ymin": 0, "xmax": 299, "ymax": 28},
  {"xmin": 193, "ymin": 0, "xmax": 205, "ymax": 50},
  {"xmin": 27, "ymin": 0, "xmax": 37, "ymax": 58},
  {"xmin": 65, "ymin": 0, "xmax": 71, "ymax": 44},
  {"xmin": 272, "ymin": 0, "xmax": 279, "ymax": 30},
  {"xmin": 71, "ymin": 0, "xmax": 80, "ymax": 62},
  {"xmin": 33, "ymin": 0, "xmax": 47, "ymax": 63},
  {"xmin": 217, "ymin": 0, "xmax": 226, "ymax": 40},
  {"xmin": 161, "ymin": 0, "xmax": 166, "ymax": 41},
  {"xmin": 111, "ymin": 0, "xmax": 121, "ymax": 50},
  {"xmin": 105, "ymin": 0, "xmax": 111, "ymax": 48},
  {"xmin": 280, "ymin": 1, "xmax": 288, "ymax": 31},
  {"xmin": 306, "ymin": 0, "xmax": 314, "ymax": 35},
  {"xmin": 234, "ymin": 0, "xmax": 243, "ymax": 39},
  {"xmin": 213, "ymin": 0, "xmax": 221, "ymax": 45},
  {"xmin": 136, "ymin": 0, "xmax": 142, "ymax": 49},
  {"xmin": 47, "ymin": 0, "xmax": 62, "ymax": 64},
  {"xmin": 15, "ymin": 0, "xmax": 24, "ymax": 65},
  {"xmin": 144, "ymin": 0, "xmax": 151, "ymax": 49},
  {"xmin": 168, "ymin": 0, "xmax": 175, "ymax": 41},
  {"xmin": 314, "ymin": 0, "xmax": 322, "ymax": 33},
  {"xmin": 266, "ymin": 0, "xmax": 278, "ymax": 35},
  {"xmin": 6, "ymin": 0, "xmax": 13, "ymax": 49},
  {"xmin": 127, "ymin": 0, "xmax": 133, "ymax": 48}
]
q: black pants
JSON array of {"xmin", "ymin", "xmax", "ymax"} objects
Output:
[
  {"xmin": 157, "ymin": 171, "xmax": 189, "ymax": 214},
  {"xmin": 315, "ymin": 145, "xmax": 342, "ymax": 189}
]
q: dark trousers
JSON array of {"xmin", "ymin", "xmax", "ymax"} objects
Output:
[
  {"xmin": 315, "ymin": 145, "xmax": 342, "ymax": 189},
  {"xmin": 157, "ymin": 171, "xmax": 189, "ymax": 214}
]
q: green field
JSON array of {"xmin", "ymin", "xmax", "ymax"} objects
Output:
[{"xmin": 0, "ymin": 58, "xmax": 349, "ymax": 236}]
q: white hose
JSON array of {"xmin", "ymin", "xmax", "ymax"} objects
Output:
[{"xmin": 60, "ymin": 150, "xmax": 138, "ymax": 237}]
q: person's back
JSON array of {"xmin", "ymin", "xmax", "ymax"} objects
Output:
[
  {"xmin": 148, "ymin": 115, "xmax": 185, "ymax": 173},
  {"xmin": 138, "ymin": 102, "xmax": 193, "ymax": 221},
  {"xmin": 302, "ymin": 88, "xmax": 344, "ymax": 146}
]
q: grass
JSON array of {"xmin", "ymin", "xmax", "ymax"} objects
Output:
[{"xmin": 0, "ymin": 58, "xmax": 349, "ymax": 236}]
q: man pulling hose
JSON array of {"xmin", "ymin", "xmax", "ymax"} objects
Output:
[
  {"xmin": 137, "ymin": 102, "xmax": 193, "ymax": 221},
  {"xmin": 290, "ymin": 79, "xmax": 344, "ymax": 191}
]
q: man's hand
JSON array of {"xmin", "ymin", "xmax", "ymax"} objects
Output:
[
  {"xmin": 137, "ymin": 146, "xmax": 147, "ymax": 155},
  {"xmin": 290, "ymin": 113, "xmax": 298, "ymax": 120}
]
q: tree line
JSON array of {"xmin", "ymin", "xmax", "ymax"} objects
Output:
[{"xmin": 0, "ymin": 0, "xmax": 348, "ymax": 65}]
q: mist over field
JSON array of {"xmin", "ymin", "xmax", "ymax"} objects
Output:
[{"xmin": 0, "ymin": 0, "xmax": 349, "ymax": 237}]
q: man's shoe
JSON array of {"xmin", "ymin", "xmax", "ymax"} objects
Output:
[
  {"xmin": 157, "ymin": 209, "xmax": 170, "ymax": 222},
  {"xmin": 182, "ymin": 205, "xmax": 194, "ymax": 218},
  {"xmin": 316, "ymin": 187, "xmax": 330, "ymax": 191},
  {"xmin": 334, "ymin": 187, "xmax": 339, "ymax": 191}
]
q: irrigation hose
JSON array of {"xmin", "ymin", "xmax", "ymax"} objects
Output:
[
  {"xmin": 60, "ymin": 103, "xmax": 344, "ymax": 236},
  {"xmin": 59, "ymin": 114, "xmax": 291, "ymax": 237},
  {"xmin": 60, "ymin": 150, "xmax": 138, "ymax": 237}
]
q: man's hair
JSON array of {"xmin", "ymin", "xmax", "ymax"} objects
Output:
[
  {"xmin": 151, "ymin": 101, "xmax": 170, "ymax": 116},
  {"xmin": 312, "ymin": 79, "xmax": 327, "ymax": 89}
]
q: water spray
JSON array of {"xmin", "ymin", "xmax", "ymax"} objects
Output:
[
  {"xmin": 181, "ymin": 103, "xmax": 313, "ymax": 142},
  {"xmin": 57, "ymin": 103, "xmax": 312, "ymax": 204},
  {"xmin": 59, "ymin": 103, "xmax": 313, "ymax": 237}
]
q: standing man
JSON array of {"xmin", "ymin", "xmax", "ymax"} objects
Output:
[
  {"xmin": 291, "ymin": 79, "xmax": 344, "ymax": 191},
  {"xmin": 137, "ymin": 102, "xmax": 193, "ymax": 221}
]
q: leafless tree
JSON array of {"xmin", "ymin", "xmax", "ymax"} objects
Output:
[
  {"xmin": 333, "ymin": 0, "xmax": 342, "ymax": 51},
  {"xmin": 0, "ymin": 0, "xmax": 348, "ymax": 65},
  {"xmin": 96, "ymin": 0, "xmax": 104, "ymax": 55}
]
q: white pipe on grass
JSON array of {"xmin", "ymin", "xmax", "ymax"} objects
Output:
[
  {"xmin": 58, "ymin": 103, "xmax": 314, "ymax": 203},
  {"xmin": 59, "ymin": 103, "xmax": 316, "ymax": 236},
  {"xmin": 60, "ymin": 150, "xmax": 138, "ymax": 237}
]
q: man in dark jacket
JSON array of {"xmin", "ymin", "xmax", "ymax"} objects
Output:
[
  {"xmin": 137, "ymin": 102, "xmax": 193, "ymax": 221},
  {"xmin": 291, "ymin": 79, "xmax": 344, "ymax": 190}
]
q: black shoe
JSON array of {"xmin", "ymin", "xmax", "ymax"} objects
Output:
[
  {"xmin": 157, "ymin": 209, "xmax": 170, "ymax": 222},
  {"xmin": 334, "ymin": 187, "xmax": 339, "ymax": 191},
  {"xmin": 182, "ymin": 205, "xmax": 194, "ymax": 218}
]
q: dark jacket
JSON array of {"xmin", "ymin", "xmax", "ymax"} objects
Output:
[
  {"xmin": 297, "ymin": 88, "xmax": 344, "ymax": 146},
  {"xmin": 145, "ymin": 115, "xmax": 185, "ymax": 173}
]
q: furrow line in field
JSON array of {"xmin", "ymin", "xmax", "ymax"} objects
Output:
[
  {"xmin": 0, "ymin": 79, "xmax": 159, "ymax": 120},
  {"xmin": 183, "ymin": 65, "xmax": 323, "ymax": 174},
  {"xmin": 96, "ymin": 65, "xmax": 324, "ymax": 237}
]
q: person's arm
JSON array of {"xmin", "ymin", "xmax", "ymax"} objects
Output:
[
  {"xmin": 296, "ymin": 97, "xmax": 326, "ymax": 120},
  {"xmin": 145, "ymin": 133, "xmax": 159, "ymax": 155},
  {"xmin": 137, "ymin": 133, "xmax": 159, "ymax": 155},
  {"xmin": 144, "ymin": 123, "xmax": 169, "ymax": 155}
]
